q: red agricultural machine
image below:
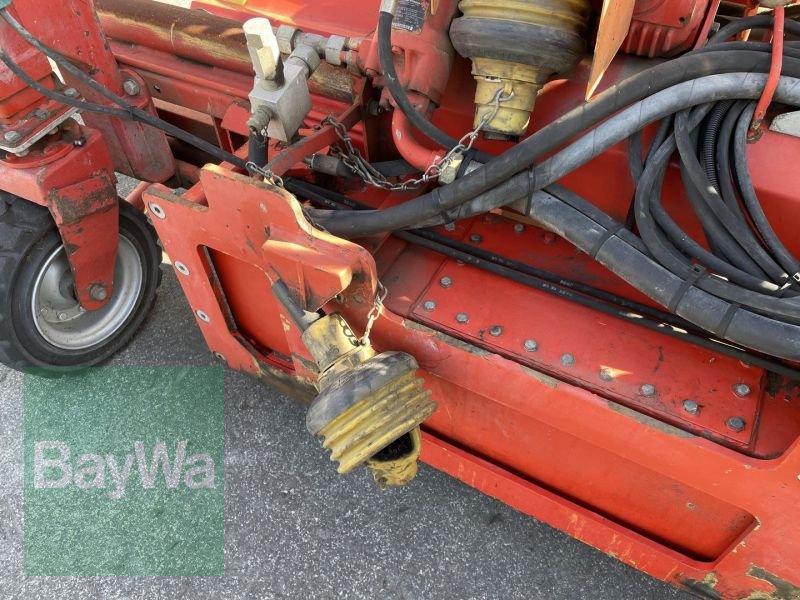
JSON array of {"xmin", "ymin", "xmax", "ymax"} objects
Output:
[{"xmin": 1, "ymin": 0, "xmax": 800, "ymax": 596}]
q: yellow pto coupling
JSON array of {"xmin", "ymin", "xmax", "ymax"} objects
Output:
[
  {"xmin": 450, "ymin": 0, "xmax": 590, "ymax": 139},
  {"xmin": 303, "ymin": 314, "xmax": 435, "ymax": 487}
]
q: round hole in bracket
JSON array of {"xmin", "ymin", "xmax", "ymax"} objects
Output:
[
  {"xmin": 149, "ymin": 203, "xmax": 166, "ymax": 220},
  {"xmin": 174, "ymin": 261, "xmax": 190, "ymax": 276}
]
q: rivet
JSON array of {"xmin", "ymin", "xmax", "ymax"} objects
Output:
[
  {"xmin": 3, "ymin": 130, "xmax": 21, "ymax": 143},
  {"xmin": 455, "ymin": 312, "xmax": 469, "ymax": 324},
  {"xmin": 682, "ymin": 400, "xmax": 699, "ymax": 415},
  {"xmin": 149, "ymin": 203, "xmax": 166, "ymax": 219},
  {"xmin": 733, "ymin": 383, "xmax": 751, "ymax": 398},
  {"xmin": 440, "ymin": 276, "xmax": 453, "ymax": 288},
  {"xmin": 513, "ymin": 223, "xmax": 525, "ymax": 234},
  {"xmin": 469, "ymin": 233, "xmax": 482, "ymax": 243},
  {"xmin": 640, "ymin": 384, "xmax": 657, "ymax": 397},
  {"xmin": 57, "ymin": 312, "xmax": 68, "ymax": 321},
  {"xmin": 174, "ymin": 261, "xmax": 190, "ymax": 276},
  {"xmin": 444, "ymin": 222, "xmax": 456, "ymax": 232},
  {"xmin": 489, "ymin": 325, "xmax": 503, "ymax": 337},
  {"xmin": 196, "ymin": 310, "xmax": 210, "ymax": 323},
  {"xmin": 422, "ymin": 300, "xmax": 436, "ymax": 312},
  {"xmin": 524, "ymin": 339, "xmax": 538, "ymax": 352},
  {"xmin": 726, "ymin": 416, "xmax": 746, "ymax": 432},
  {"xmin": 34, "ymin": 108, "xmax": 48, "ymax": 119},
  {"xmin": 599, "ymin": 368, "xmax": 614, "ymax": 382},
  {"xmin": 561, "ymin": 353, "xmax": 575, "ymax": 367}
]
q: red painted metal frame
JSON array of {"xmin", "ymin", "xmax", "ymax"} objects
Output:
[
  {"xmin": 132, "ymin": 2, "xmax": 800, "ymax": 597},
  {"xmin": 6, "ymin": 0, "xmax": 800, "ymax": 596},
  {"xmin": 0, "ymin": 123, "xmax": 120, "ymax": 311}
]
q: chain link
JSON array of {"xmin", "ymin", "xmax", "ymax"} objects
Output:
[
  {"xmin": 360, "ymin": 281, "xmax": 388, "ymax": 346},
  {"xmin": 246, "ymin": 161, "xmax": 285, "ymax": 187},
  {"xmin": 325, "ymin": 88, "xmax": 514, "ymax": 192}
]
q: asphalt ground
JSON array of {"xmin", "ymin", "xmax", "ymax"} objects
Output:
[{"xmin": 0, "ymin": 169, "xmax": 694, "ymax": 599}]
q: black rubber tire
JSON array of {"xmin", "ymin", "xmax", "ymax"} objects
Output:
[{"xmin": 0, "ymin": 193, "xmax": 161, "ymax": 371}]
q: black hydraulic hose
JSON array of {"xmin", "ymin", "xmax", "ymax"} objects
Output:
[
  {"xmin": 732, "ymin": 102, "xmax": 800, "ymax": 282},
  {"xmin": 247, "ymin": 132, "xmax": 268, "ymax": 170},
  {"xmin": 288, "ymin": 178, "xmax": 800, "ymax": 379},
  {"xmin": 0, "ymin": 8, "xmax": 247, "ymax": 170},
  {"xmin": 708, "ymin": 14, "xmax": 800, "ymax": 46},
  {"xmin": 676, "ymin": 104, "xmax": 761, "ymax": 272},
  {"xmin": 377, "ymin": 8, "xmax": 492, "ymax": 163},
  {"xmin": 674, "ymin": 109, "xmax": 787, "ymax": 282},
  {"xmin": 528, "ymin": 189, "xmax": 800, "ymax": 361},
  {"xmin": 701, "ymin": 100, "xmax": 733, "ymax": 192},
  {"xmin": 310, "ymin": 50, "xmax": 791, "ymax": 237}
]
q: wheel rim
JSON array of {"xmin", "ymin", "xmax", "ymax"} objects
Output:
[{"xmin": 31, "ymin": 235, "xmax": 144, "ymax": 350}]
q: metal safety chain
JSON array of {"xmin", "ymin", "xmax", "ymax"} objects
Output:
[
  {"xmin": 325, "ymin": 88, "xmax": 514, "ymax": 192},
  {"xmin": 246, "ymin": 160, "xmax": 285, "ymax": 187},
  {"xmin": 360, "ymin": 281, "xmax": 388, "ymax": 346}
]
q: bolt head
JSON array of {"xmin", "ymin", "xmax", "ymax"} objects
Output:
[
  {"xmin": 89, "ymin": 284, "xmax": 108, "ymax": 301},
  {"xmin": 4, "ymin": 130, "xmax": 22, "ymax": 143},
  {"xmin": 63, "ymin": 88, "xmax": 79, "ymax": 98},
  {"xmin": 682, "ymin": 400, "xmax": 700, "ymax": 415},
  {"xmin": 122, "ymin": 79, "xmax": 141, "ymax": 96},
  {"xmin": 640, "ymin": 384, "xmax": 657, "ymax": 397},
  {"xmin": 34, "ymin": 109, "xmax": 49, "ymax": 119},
  {"xmin": 57, "ymin": 312, "xmax": 68, "ymax": 321},
  {"xmin": 422, "ymin": 300, "xmax": 436, "ymax": 312},
  {"xmin": 524, "ymin": 339, "xmax": 538, "ymax": 352},
  {"xmin": 444, "ymin": 222, "xmax": 456, "ymax": 232},
  {"xmin": 599, "ymin": 368, "xmax": 614, "ymax": 382},
  {"xmin": 513, "ymin": 223, "xmax": 525, "ymax": 234},
  {"xmin": 726, "ymin": 416, "xmax": 746, "ymax": 432},
  {"xmin": 489, "ymin": 325, "xmax": 503, "ymax": 337},
  {"xmin": 455, "ymin": 312, "xmax": 469, "ymax": 324},
  {"xmin": 73, "ymin": 137, "xmax": 87, "ymax": 148},
  {"xmin": 469, "ymin": 234, "xmax": 482, "ymax": 244},
  {"xmin": 560, "ymin": 353, "xmax": 575, "ymax": 367},
  {"xmin": 439, "ymin": 276, "xmax": 453, "ymax": 288},
  {"xmin": 733, "ymin": 383, "xmax": 751, "ymax": 398}
]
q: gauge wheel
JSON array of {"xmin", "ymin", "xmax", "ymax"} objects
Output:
[{"xmin": 0, "ymin": 192, "xmax": 161, "ymax": 371}]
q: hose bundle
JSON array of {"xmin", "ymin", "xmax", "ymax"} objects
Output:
[{"xmin": 305, "ymin": 16, "xmax": 800, "ymax": 361}]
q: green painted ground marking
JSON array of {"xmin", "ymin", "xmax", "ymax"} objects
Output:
[{"xmin": 23, "ymin": 367, "xmax": 224, "ymax": 576}]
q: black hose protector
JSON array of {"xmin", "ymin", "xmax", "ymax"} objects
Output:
[{"xmin": 528, "ymin": 190, "xmax": 800, "ymax": 361}]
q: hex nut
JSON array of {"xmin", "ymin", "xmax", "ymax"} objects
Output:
[
  {"xmin": 325, "ymin": 35, "xmax": 346, "ymax": 66},
  {"xmin": 276, "ymin": 24, "xmax": 299, "ymax": 55}
]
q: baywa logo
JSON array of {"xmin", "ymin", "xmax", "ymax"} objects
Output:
[
  {"xmin": 24, "ymin": 367, "xmax": 224, "ymax": 576},
  {"xmin": 33, "ymin": 439, "xmax": 217, "ymax": 500}
]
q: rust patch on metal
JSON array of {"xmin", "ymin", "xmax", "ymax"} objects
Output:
[
  {"xmin": 609, "ymin": 402, "xmax": 694, "ymax": 438},
  {"xmin": 404, "ymin": 319, "xmax": 491, "ymax": 357},
  {"xmin": 255, "ymin": 360, "xmax": 317, "ymax": 406},
  {"xmin": 680, "ymin": 573, "xmax": 721, "ymax": 599},
  {"xmin": 746, "ymin": 566, "xmax": 800, "ymax": 600}
]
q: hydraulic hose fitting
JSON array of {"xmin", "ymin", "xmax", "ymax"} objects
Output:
[
  {"xmin": 303, "ymin": 314, "xmax": 435, "ymax": 485},
  {"xmin": 450, "ymin": 0, "xmax": 590, "ymax": 139}
]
